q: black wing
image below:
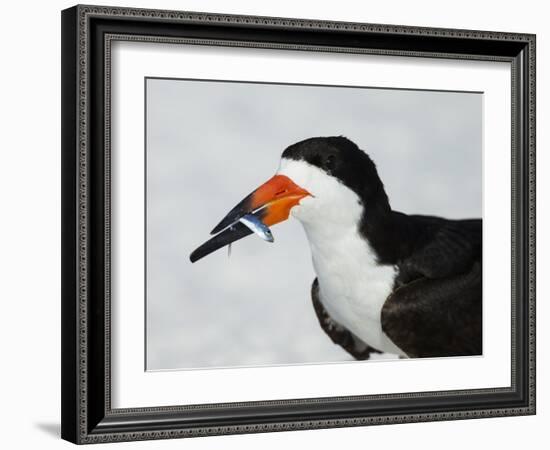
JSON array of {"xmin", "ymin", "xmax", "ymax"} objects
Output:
[
  {"xmin": 393, "ymin": 218, "xmax": 482, "ymax": 286},
  {"xmin": 382, "ymin": 217, "xmax": 482, "ymax": 358},
  {"xmin": 311, "ymin": 279, "xmax": 381, "ymax": 360}
]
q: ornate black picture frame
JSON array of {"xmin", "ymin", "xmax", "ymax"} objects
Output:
[{"xmin": 61, "ymin": 4, "xmax": 536, "ymax": 444}]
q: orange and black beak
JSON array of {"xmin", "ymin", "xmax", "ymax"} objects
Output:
[{"xmin": 189, "ymin": 175, "xmax": 310, "ymax": 263}]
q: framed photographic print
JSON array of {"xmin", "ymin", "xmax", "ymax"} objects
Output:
[{"xmin": 61, "ymin": 4, "xmax": 536, "ymax": 444}]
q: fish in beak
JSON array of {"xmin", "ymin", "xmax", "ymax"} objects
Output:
[
  {"xmin": 239, "ymin": 214, "xmax": 274, "ymax": 242},
  {"xmin": 189, "ymin": 174, "xmax": 310, "ymax": 263}
]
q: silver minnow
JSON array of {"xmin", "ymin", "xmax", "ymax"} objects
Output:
[{"xmin": 239, "ymin": 214, "xmax": 274, "ymax": 242}]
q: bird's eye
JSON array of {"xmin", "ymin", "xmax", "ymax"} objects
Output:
[{"xmin": 325, "ymin": 155, "xmax": 336, "ymax": 171}]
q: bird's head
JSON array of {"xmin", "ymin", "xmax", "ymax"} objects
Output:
[{"xmin": 190, "ymin": 136, "xmax": 389, "ymax": 262}]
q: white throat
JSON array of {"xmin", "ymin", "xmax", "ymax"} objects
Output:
[{"xmin": 277, "ymin": 158, "xmax": 405, "ymax": 356}]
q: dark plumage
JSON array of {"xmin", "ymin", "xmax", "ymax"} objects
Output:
[{"xmin": 287, "ymin": 137, "xmax": 482, "ymax": 358}]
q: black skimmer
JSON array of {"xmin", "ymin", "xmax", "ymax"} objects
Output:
[{"xmin": 190, "ymin": 137, "xmax": 482, "ymax": 359}]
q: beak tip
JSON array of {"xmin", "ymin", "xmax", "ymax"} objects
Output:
[{"xmin": 189, "ymin": 222, "xmax": 254, "ymax": 263}]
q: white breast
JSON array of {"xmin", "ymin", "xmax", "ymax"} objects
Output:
[
  {"xmin": 307, "ymin": 225, "xmax": 405, "ymax": 356},
  {"xmin": 277, "ymin": 158, "xmax": 406, "ymax": 356}
]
